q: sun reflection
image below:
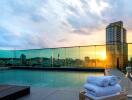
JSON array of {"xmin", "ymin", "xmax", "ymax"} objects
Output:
[{"xmin": 100, "ymin": 51, "xmax": 106, "ymax": 60}]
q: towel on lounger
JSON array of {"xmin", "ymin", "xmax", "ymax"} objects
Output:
[
  {"xmin": 107, "ymin": 75, "xmax": 118, "ymax": 86},
  {"xmin": 86, "ymin": 76, "xmax": 118, "ymax": 87},
  {"xmin": 85, "ymin": 92, "xmax": 121, "ymax": 100},
  {"xmin": 86, "ymin": 76, "xmax": 109, "ymax": 87},
  {"xmin": 84, "ymin": 83, "xmax": 121, "ymax": 97}
]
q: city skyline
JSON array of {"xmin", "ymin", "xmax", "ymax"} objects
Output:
[{"xmin": 0, "ymin": 0, "xmax": 132, "ymax": 50}]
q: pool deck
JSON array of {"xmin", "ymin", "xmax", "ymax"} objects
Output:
[
  {"xmin": 0, "ymin": 85, "xmax": 30, "ymax": 100},
  {"xmin": 109, "ymin": 69, "xmax": 132, "ymax": 100},
  {"xmin": 17, "ymin": 69, "xmax": 132, "ymax": 100},
  {"xmin": 18, "ymin": 87, "xmax": 81, "ymax": 100}
]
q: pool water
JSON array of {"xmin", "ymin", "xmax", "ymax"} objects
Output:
[{"xmin": 0, "ymin": 69, "xmax": 103, "ymax": 88}]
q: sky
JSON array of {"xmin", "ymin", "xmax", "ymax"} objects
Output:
[{"xmin": 0, "ymin": 0, "xmax": 132, "ymax": 50}]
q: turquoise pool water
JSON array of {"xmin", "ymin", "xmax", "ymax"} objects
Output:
[{"xmin": 0, "ymin": 69, "xmax": 103, "ymax": 88}]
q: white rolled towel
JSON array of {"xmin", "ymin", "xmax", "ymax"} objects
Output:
[
  {"xmin": 86, "ymin": 76, "xmax": 118, "ymax": 87},
  {"xmin": 107, "ymin": 75, "xmax": 118, "ymax": 86}
]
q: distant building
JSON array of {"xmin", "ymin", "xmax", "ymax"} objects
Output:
[
  {"xmin": 106, "ymin": 21, "xmax": 128, "ymax": 69},
  {"xmin": 20, "ymin": 54, "xmax": 26, "ymax": 65},
  {"xmin": 85, "ymin": 57, "xmax": 90, "ymax": 62}
]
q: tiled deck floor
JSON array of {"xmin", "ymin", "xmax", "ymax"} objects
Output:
[{"xmin": 18, "ymin": 87, "xmax": 82, "ymax": 100}]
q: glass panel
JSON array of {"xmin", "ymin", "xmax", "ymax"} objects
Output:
[
  {"xmin": 80, "ymin": 46, "xmax": 95, "ymax": 68},
  {"xmin": 106, "ymin": 44, "xmax": 116, "ymax": 68},
  {"xmin": 28, "ymin": 49, "xmax": 44, "ymax": 67},
  {"xmin": 36, "ymin": 49, "xmax": 52, "ymax": 68},
  {"xmin": 0, "ymin": 50, "xmax": 14, "ymax": 67},
  {"xmin": 65, "ymin": 47, "xmax": 80, "ymax": 68},
  {"xmin": 0, "ymin": 43, "xmax": 130, "ymax": 69},
  {"xmin": 13, "ymin": 50, "xmax": 30, "ymax": 66},
  {"xmin": 13, "ymin": 49, "xmax": 52, "ymax": 67},
  {"xmin": 95, "ymin": 45, "xmax": 106, "ymax": 68},
  {"xmin": 52, "ymin": 48, "xmax": 65, "ymax": 67}
]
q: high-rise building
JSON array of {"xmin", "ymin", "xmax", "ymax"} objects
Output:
[{"xmin": 106, "ymin": 21, "xmax": 128, "ymax": 69}]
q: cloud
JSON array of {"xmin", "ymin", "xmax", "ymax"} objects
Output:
[
  {"xmin": 0, "ymin": 0, "xmax": 132, "ymax": 49},
  {"xmin": 72, "ymin": 28, "xmax": 92, "ymax": 35},
  {"xmin": 57, "ymin": 38, "xmax": 68, "ymax": 42}
]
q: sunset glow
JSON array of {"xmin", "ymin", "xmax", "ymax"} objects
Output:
[{"xmin": 100, "ymin": 51, "xmax": 106, "ymax": 60}]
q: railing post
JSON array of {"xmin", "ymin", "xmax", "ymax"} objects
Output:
[{"xmin": 94, "ymin": 45, "xmax": 96, "ymax": 68}]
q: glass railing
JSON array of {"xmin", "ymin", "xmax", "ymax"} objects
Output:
[{"xmin": 0, "ymin": 43, "xmax": 132, "ymax": 69}]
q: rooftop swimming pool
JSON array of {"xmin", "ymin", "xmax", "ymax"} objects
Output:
[{"xmin": 0, "ymin": 69, "xmax": 103, "ymax": 88}]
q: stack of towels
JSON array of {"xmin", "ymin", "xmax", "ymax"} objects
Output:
[{"xmin": 84, "ymin": 76, "xmax": 121, "ymax": 97}]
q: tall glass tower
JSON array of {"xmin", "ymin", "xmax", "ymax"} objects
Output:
[{"xmin": 106, "ymin": 21, "xmax": 128, "ymax": 69}]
